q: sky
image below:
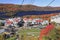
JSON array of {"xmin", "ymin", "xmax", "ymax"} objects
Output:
[{"xmin": 0, "ymin": 0, "xmax": 60, "ymax": 7}]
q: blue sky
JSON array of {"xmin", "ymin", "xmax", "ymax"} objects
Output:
[{"xmin": 0, "ymin": 0, "xmax": 60, "ymax": 7}]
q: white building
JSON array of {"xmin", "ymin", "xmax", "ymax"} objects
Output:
[
  {"xmin": 41, "ymin": 20, "xmax": 49, "ymax": 25},
  {"xmin": 51, "ymin": 14, "xmax": 60, "ymax": 23}
]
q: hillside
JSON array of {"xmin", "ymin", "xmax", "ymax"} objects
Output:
[
  {"xmin": 0, "ymin": 4, "xmax": 60, "ymax": 11},
  {"xmin": 0, "ymin": 4, "xmax": 60, "ymax": 19}
]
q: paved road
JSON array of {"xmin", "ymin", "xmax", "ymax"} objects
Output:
[{"xmin": 0, "ymin": 29, "xmax": 5, "ymax": 34}]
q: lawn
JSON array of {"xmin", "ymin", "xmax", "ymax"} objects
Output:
[
  {"xmin": 18, "ymin": 28, "xmax": 40, "ymax": 40},
  {"xmin": 1, "ymin": 26, "xmax": 60, "ymax": 40},
  {"xmin": 18, "ymin": 28, "xmax": 40, "ymax": 36},
  {"xmin": 6, "ymin": 28, "xmax": 40, "ymax": 40}
]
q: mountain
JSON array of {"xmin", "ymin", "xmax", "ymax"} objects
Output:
[
  {"xmin": 0, "ymin": 4, "xmax": 60, "ymax": 19},
  {"xmin": 0, "ymin": 4, "xmax": 60, "ymax": 11}
]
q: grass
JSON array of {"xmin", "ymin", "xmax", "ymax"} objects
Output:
[
  {"xmin": 18, "ymin": 28, "xmax": 40, "ymax": 36},
  {"xmin": 6, "ymin": 37, "xmax": 16, "ymax": 40},
  {"xmin": 6, "ymin": 28, "xmax": 40, "ymax": 40},
  {"xmin": 1, "ymin": 24, "xmax": 60, "ymax": 40},
  {"xmin": 0, "ymin": 34, "xmax": 4, "ymax": 40},
  {"xmin": 18, "ymin": 28, "xmax": 40, "ymax": 40}
]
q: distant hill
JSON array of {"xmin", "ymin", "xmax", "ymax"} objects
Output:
[
  {"xmin": 0, "ymin": 4, "xmax": 60, "ymax": 11},
  {"xmin": 0, "ymin": 4, "xmax": 60, "ymax": 19}
]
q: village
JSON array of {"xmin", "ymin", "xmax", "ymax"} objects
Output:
[
  {"xmin": 0, "ymin": 0, "xmax": 60, "ymax": 40},
  {"xmin": 0, "ymin": 13, "xmax": 60, "ymax": 40}
]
